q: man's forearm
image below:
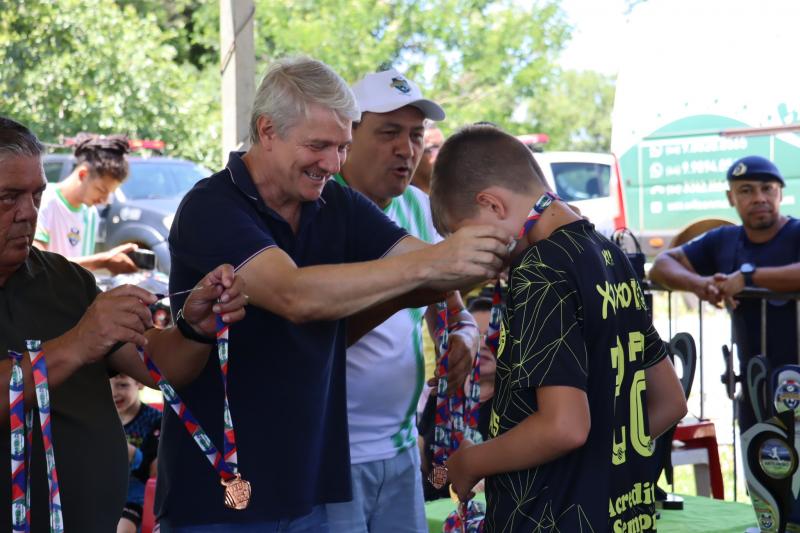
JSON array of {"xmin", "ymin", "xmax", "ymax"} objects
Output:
[
  {"xmin": 109, "ymin": 327, "xmax": 214, "ymax": 390},
  {"xmin": 70, "ymin": 252, "xmax": 110, "ymax": 271},
  {"xmin": 346, "ymin": 287, "xmax": 446, "ymax": 346},
  {"xmin": 650, "ymin": 254, "xmax": 702, "ymax": 292},
  {"xmin": 752, "ymin": 263, "xmax": 800, "ymax": 292},
  {"xmin": 247, "ymin": 244, "xmax": 445, "ymax": 324}
]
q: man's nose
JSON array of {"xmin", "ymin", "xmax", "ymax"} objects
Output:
[
  {"xmin": 394, "ymin": 136, "xmax": 414, "ymax": 160},
  {"xmin": 319, "ymin": 147, "xmax": 343, "ymax": 174},
  {"xmin": 14, "ymin": 194, "xmax": 38, "ymax": 222}
]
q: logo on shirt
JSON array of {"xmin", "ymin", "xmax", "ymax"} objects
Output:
[
  {"xmin": 67, "ymin": 227, "xmax": 81, "ymax": 247},
  {"xmin": 602, "ymin": 249, "xmax": 614, "ymax": 266},
  {"xmin": 390, "ymin": 77, "xmax": 411, "ymax": 94}
]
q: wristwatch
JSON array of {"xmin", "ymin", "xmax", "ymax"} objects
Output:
[
  {"xmin": 175, "ymin": 309, "xmax": 217, "ymax": 345},
  {"xmin": 740, "ymin": 262, "xmax": 756, "ymax": 287}
]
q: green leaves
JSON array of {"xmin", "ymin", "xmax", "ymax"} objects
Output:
[
  {"xmin": 0, "ymin": 0, "xmax": 613, "ymax": 169},
  {"xmin": 0, "ymin": 0, "xmax": 220, "ymax": 167}
]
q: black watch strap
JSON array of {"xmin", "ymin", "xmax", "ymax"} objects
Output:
[{"xmin": 175, "ymin": 310, "xmax": 217, "ymax": 345}]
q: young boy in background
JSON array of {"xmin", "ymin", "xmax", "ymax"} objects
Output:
[
  {"xmin": 111, "ymin": 374, "xmax": 162, "ymax": 533},
  {"xmin": 429, "ymin": 125, "xmax": 687, "ymax": 532}
]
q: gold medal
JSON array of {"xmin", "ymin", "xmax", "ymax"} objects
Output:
[
  {"xmin": 429, "ymin": 464, "xmax": 448, "ymax": 490},
  {"xmin": 221, "ymin": 473, "xmax": 251, "ymax": 510}
]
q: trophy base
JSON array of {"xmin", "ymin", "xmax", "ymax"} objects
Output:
[
  {"xmin": 744, "ymin": 528, "xmax": 760, "ymax": 533},
  {"xmin": 655, "ymin": 493, "xmax": 684, "ymax": 511}
]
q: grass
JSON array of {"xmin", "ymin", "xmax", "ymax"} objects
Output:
[{"xmin": 660, "ymin": 443, "xmax": 751, "ymax": 504}]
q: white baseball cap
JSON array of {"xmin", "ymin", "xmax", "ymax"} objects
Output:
[{"xmin": 351, "ymin": 68, "xmax": 445, "ymax": 121}]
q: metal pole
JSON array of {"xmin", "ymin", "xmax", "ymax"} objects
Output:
[
  {"xmin": 698, "ymin": 299, "xmax": 704, "ymax": 420},
  {"xmin": 761, "ymin": 299, "xmax": 767, "ymax": 358},
  {"xmin": 667, "ymin": 291, "xmax": 672, "ymax": 340},
  {"xmin": 731, "ymin": 317, "xmax": 737, "ymax": 502},
  {"xmin": 796, "ymin": 299, "xmax": 800, "ymax": 364}
]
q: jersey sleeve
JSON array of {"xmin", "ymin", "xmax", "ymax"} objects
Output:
[
  {"xmin": 508, "ymin": 258, "xmax": 589, "ymax": 391},
  {"xmin": 641, "ymin": 322, "xmax": 668, "ymax": 369}
]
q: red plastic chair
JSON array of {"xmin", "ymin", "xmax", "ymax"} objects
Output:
[
  {"xmin": 672, "ymin": 420, "xmax": 724, "ymax": 500},
  {"xmin": 141, "ymin": 477, "xmax": 157, "ymax": 533}
]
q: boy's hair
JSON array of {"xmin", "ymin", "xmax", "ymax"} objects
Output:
[
  {"xmin": 430, "ymin": 125, "xmax": 548, "ymax": 235},
  {"xmin": 73, "ymin": 133, "xmax": 130, "ymax": 182}
]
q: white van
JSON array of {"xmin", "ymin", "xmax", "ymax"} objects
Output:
[{"xmin": 531, "ymin": 151, "xmax": 626, "ymax": 237}]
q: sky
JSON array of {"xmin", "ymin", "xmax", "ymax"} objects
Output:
[{"xmin": 558, "ymin": 0, "xmax": 629, "ymax": 75}]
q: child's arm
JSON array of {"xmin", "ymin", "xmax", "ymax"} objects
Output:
[
  {"xmin": 644, "ymin": 356, "xmax": 687, "ymax": 438},
  {"xmin": 447, "ymin": 385, "xmax": 590, "ymax": 501}
]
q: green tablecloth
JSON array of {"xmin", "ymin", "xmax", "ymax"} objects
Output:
[{"xmin": 425, "ymin": 494, "xmax": 756, "ymax": 532}]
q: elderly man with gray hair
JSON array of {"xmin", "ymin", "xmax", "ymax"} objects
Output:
[
  {"xmin": 0, "ymin": 117, "xmax": 248, "ymax": 532},
  {"xmin": 162, "ymin": 56, "xmax": 508, "ymax": 531}
]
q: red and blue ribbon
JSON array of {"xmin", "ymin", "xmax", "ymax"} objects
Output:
[
  {"xmin": 8, "ymin": 341, "xmax": 65, "ymax": 533},
  {"xmin": 516, "ymin": 191, "xmax": 560, "ymax": 240},
  {"xmin": 137, "ymin": 315, "xmax": 240, "ymax": 482}
]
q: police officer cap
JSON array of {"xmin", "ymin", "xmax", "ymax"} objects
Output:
[{"xmin": 726, "ymin": 155, "xmax": 785, "ymax": 186}]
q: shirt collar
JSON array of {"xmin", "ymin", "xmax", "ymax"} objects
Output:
[
  {"xmin": 226, "ymin": 151, "xmax": 326, "ymax": 224},
  {"xmin": 3, "ymin": 248, "xmax": 44, "ymax": 290}
]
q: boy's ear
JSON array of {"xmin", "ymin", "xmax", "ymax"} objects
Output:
[{"xmin": 475, "ymin": 190, "xmax": 507, "ymax": 219}]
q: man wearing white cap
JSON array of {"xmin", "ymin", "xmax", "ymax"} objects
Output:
[{"xmin": 326, "ymin": 68, "xmax": 479, "ymax": 532}]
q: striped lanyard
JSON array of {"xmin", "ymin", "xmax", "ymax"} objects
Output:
[
  {"xmin": 486, "ymin": 281, "xmax": 503, "ymax": 358},
  {"xmin": 8, "ymin": 340, "xmax": 64, "ymax": 533},
  {"xmin": 516, "ymin": 191, "xmax": 560, "ymax": 240},
  {"xmin": 138, "ymin": 316, "xmax": 250, "ymax": 510},
  {"xmin": 430, "ymin": 303, "xmax": 482, "ymax": 489}
]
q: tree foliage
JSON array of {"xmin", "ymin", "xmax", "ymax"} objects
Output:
[
  {"xmin": 0, "ymin": 0, "xmax": 615, "ymax": 168},
  {"xmin": 0, "ymin": 0, "xmax": 220, "ymax": 166},
  {"xmin": 527, "ymin": 69, "xmax": 615, "ymax": 152}
]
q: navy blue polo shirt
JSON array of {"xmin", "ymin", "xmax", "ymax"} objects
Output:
[
  {"xmin": 682, "ymin": 217, "xmax": 800, "ymax": 430},
  {"xmin": 158, "ymin": 152, "xmax": 408, "ymax": 525}
]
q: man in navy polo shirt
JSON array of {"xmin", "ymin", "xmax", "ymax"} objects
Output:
[
  {"xmin": 161, "ymin": 56, "xmax": 508, "ymax": 531},
  {"xmin": 650, "ymin": 155, "xmax": 800, "ymax": 432}
]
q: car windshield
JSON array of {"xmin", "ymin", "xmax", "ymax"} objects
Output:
[
  {"xmin": 120, "ymin": 161, "xmax": 210, "ymax": 200},
  {"xmin": 550, "ymin": 162, "xmax": 611, "ymax": 202}
]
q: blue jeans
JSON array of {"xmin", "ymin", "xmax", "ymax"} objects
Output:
[
  {"xmin": 326, "ymin": 445, "xmax": 427, "ymax": 533},
  {"xmin": 158, "ymin": 505, "xmax": 328, "ymax": 533}
]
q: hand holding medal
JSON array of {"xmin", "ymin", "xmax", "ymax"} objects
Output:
[{"xmin": 141, "ymin": 264, "xmax": 251, "ymax": 510}]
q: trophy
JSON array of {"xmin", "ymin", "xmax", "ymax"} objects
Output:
[{"xmin": 742, "ymin": 360, "xmax": 800, "ymax": 532}]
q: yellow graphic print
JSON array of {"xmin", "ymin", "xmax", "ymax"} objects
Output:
[
  {"xmin": 487, "ymin": 229, "xmax": 594, "ymax": 533},
  {"xmin": 496, "ymin": 321, "xmax": 507, "ymax": 360},
  {"xmin": 486, "ymin": 224, "xmax": 662, "ymax": 533},
  {"xmin": 610, "ymin": 330, "xmax": 652, "ymax": 466}
]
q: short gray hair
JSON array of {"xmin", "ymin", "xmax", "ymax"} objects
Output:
[
  {"xmin": 0, "ymin": 116, "xmax": 44, "ymax": 163},
  {"xmin": 249, "ymin": 56, "xmax": 360, "ymax": 143}
]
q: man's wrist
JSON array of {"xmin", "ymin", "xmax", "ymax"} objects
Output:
[{"xmin": 175, "ymin": 309, "xmax": 216, "ymax": 345}]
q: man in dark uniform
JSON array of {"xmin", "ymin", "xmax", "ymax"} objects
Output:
[{"xmin": 651, "ymin": 155, "xmax": 800, "ymax": 431}]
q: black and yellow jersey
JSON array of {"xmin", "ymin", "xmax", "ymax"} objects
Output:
[{"xmin": 486, "ymin": 219, "xmax": 667, "ymax": 533}]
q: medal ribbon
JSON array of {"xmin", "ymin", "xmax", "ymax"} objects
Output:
[
  {"xmin": 138, "ymin": 316, "xmax": 239, "ymax": 481},
  {"xmin": 8, "ymin": 341, "xmax": 65, "ymax": 533},
  {"xmin": 516, "ymin": 191, "xmax": 560, "ymax": 239},
  {"xmin": 431, "ymin": 304, "xmax": 483, "ymax": 468}
]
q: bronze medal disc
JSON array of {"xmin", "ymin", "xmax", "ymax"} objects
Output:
[{"xmin": 222, "ymin": 474, "xmax": 252, "ymax": 510}]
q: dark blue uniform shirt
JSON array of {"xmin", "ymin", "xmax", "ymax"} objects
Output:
[
  {"xmin": 159, "ymin": 152, "xmax": 408, "ymax": 525},
  {"xmin": 683, "ymin": 217, "xmax": 800, "ymax": 429}
]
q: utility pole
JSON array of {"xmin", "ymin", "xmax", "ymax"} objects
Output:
[{"xmin": 220, "ymin": 0, "xmax": 255, "ymax": 161}]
